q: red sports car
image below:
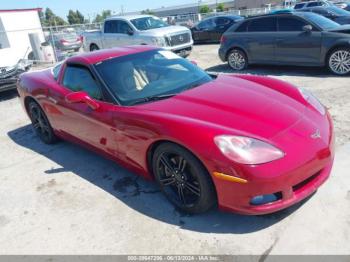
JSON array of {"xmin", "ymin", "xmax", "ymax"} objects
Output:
[{"xmin": 17, "ymin": 46, "xmax": 335, "ymax": 215}]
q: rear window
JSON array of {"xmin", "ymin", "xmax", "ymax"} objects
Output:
[
  {"xmin": 248, "ymin": 17, "xmax": 277, "ymax": 32},
  {"xmin": 235, "ymin": 21, "xmax": 248, "ymax": 32}
]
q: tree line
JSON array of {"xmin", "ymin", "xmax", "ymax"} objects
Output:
[
  {"xmin": 39, "ymin": 8, "xmax": 113, "ymax": 26},
  {"xmin": 39, "ymin": 3, "xmax": 227, "ymax": 27}
]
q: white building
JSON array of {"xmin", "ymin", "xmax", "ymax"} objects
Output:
[{"xmin": 0, "ymin": 8, "xmax": 45, "ymax": 67}]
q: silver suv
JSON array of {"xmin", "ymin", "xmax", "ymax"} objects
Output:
[{"xmin": 83, "ymin": 15, "xmax": 193, "ymax": 57}]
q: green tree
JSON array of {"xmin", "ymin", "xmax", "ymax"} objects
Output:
[
  {"xmin": 199, "ymin": 5, "xmax": 211, "ymax": 14},
  {"xmin": 93, "ymin": 10, "xmax": 112, "ymax": 23},
  {"xmin": 141, "ymin": 9, "xmax": 155, "ymax": 15},
  {"xmin": 67, "ymin": 10, "xmax": 85, "ymax": 24},
  {"xmin": 216, "ymin": 3, "xmax": 225, "ymax": 12},
  {"xmin": 43, "ymin": 8, "xmax": 67, "ymax": 26}
]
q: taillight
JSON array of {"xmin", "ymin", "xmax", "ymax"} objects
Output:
[{"xmin": 220, "ymin": 35, "xmax": 226, "ymax": 44}]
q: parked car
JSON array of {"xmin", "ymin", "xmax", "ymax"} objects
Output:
[
  {"xmin": 17, "ymin": 46, "xmax": 334, "ymax": 215},
  {"xmin": 333, "ymin": 1, "xmax": 350, "ymax": 11},
  {"xmin": 219, "ymin": 11, "xmax": 350, "ymax": 75},
  {"xmin": 52, "ymin": 32, "xmax": 83, "ymax": 52},
  {"xmin": 0, "ymin": 59, "xmax": 31, "ymax": 92},
  {"xmin": 83, "ymin": 15, "xmax": 193, "ymax": 57},
  {"xmin": 298, "ymin": 6, "xmax": 350, "ymax": 24},
  {"xmin": 190, "ymin": 15, "xmax": 243, "ymax": 43},
  {"xmin": 294, "ymin": 0, "xmax": 333, "ymax": 9}
]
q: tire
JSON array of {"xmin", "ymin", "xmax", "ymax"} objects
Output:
[
  {"xmin": 227, "ymin": 49, "xmax": 248, "ymax": 71},
  {"xmin": 90, "ymin": 44, "xmax": 99, "ymax": 52},
  {"xmin": 152, "ymin": 143, "xmax": 217, "ymax": 214},
  {"xmin": 28, "ymin": 101, "xmax": 58, "ymax": 144},
  {"xmin": 327, "ymin": 47, "xmax": 350, "ymax": 75}
]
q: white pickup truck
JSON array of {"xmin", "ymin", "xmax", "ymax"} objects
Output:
[{"xmin": 83, "ymin": 15, "xmax": 193, "ymax": 57}]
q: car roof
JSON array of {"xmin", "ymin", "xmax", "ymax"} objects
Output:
[
  {"xmin": 202, "ymin": 15, "xmax": 242, "ymax": 20},
  {"xmin": 105, "ymin": 14, "xmax": 156, "ymax": 21},
  {"xmin": 66, "ymin": 45, "xmax": 158, "ymax": 65}
]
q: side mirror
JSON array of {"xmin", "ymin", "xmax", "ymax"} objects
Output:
[
  {"xmin": 65, "ymin": 91, "xmax": 100, "ymax": 110},
  {"xmin": 127, "ymin": 28, "xmax": 134, "ymax": 36},
  {"xmin": 303, "ymin": 24, "xmax": 313, "ymax": 32}
]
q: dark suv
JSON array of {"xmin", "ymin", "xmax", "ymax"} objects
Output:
[{"xmin": 219, "ymin": 12, "xmax": 350, "ymax": 75}]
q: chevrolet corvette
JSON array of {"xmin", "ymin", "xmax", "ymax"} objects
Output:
[{"xmin": 17, "ymin": 46, "xmax": 334, "ymax": 215}]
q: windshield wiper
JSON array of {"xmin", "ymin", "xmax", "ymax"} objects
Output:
[{"xmin": 128, "ymin": 93, "xmax": 177, "ymax": 106}]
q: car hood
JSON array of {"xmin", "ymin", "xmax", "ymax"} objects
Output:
[
  {"xmin": 326, "ymin": 24, "xmax": 350, "ymax": 32},
  {"xmin": 139, "ymin": 75, "xmax": 307, "ymax": 140},
  {"xmin": 139, "ymin": 25, "xmax": 190, "ymax": 37}
]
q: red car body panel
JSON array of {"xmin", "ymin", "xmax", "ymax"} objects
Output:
[{"xmin": 17, "ymin": 47, "xmax": 335, "ymax": 215}]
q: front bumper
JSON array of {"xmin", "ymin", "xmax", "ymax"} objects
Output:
[
  {"xmin": 209, "ymin": 112, "xmax": 335, "ymax": 215},
  {"xmin": 0, "ymin": 68, "xmax": 27, "ymax": 92}
]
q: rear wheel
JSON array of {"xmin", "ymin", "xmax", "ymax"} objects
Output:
[
  {"xmin": 28, "ymin": 101, "xmax": 57, "ymax": 144},
  {"xmin": 90, "ymin": 44, "xmax": 99, "ymax": 52},
  {"xmin": 152, "ymin": 143, "xmax": 216, "ymax": 214},
  {"xmin": 327, "ymin": 47, "xmax": 350, "ymax": 75},
  {"xmin": 227, "ymin": 49, "xmax": 248, "ymax": 71}
]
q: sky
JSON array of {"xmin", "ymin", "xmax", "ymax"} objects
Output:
[{"xmin": 0, "ymin": 0, "xmax": 201, "ymax": 19}]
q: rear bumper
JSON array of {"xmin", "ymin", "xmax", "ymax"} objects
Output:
[{"xmin": 218, "ymin": 46, "xmax": 227, "ymax": 62}]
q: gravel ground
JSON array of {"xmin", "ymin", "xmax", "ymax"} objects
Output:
[{"xmin": 189, "ymin": 44, "xmax": 350, "ymax": 147}]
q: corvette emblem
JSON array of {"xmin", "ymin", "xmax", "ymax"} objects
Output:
[{"xmin": 311, "ymin": 129, "xmax": 321, "ymax": 139}]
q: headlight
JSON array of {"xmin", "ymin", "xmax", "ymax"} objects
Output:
[
  {"xmin": 214, "ymin": 135, "xmax": 285, "ymax": 165},
  {"xmin": 151, "ymin": 37, "xmax": 167, "ymax": 47},
  {"xmin": 298, "ymin": 88, "xmax": 325, "ymax": 115}
]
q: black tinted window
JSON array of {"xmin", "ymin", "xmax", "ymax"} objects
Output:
[
  {"xmin": 278, "ymin": 17, "xmax": 308, "ymax": 31},
  {"xmin": 198, "ymin": 19, "xmax": 215, "ymax": 29},
  {"xmin": 216, "ymin": 17, "xmax": 231, "ymax": 26},
  {"xmin": 104, "ymin": 20, "xmax": 118, "ymax": 33},
  {"xmin": 248, "ymin": 17, "xmax": 277, "ymax": 32},
  {"xmin": 63, "ymin": 65, "xmax": 103, "ymax": 100},
  {"xmin": 235, "ymin": 21, "xmax": 248, "ymax": 32},
  {"xmin": 294, "ymin": 3, "xmax": 306, "ymax": 9},
  {"xmin": 117, "ymin": 21, "xmax": 132, "ymax": 34},
  {"xmin": 307, "ymin": 2, "xmax": 324, "ymax": 7}
]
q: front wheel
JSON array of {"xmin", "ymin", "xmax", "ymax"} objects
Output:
[
  {"xmin": 152, "ymin": 143, "xmax": 216, "ymax": 214},
  {"xmin": 90, "ymin": 44, "xmax": 99, "ymax": 52},
  {"xmin": 327, "ymin": 47, "xmax": 350, "ymax": 75},
  {"xmin": 227, "ymin": 49, "xmax": 248, "ymax": 71}
]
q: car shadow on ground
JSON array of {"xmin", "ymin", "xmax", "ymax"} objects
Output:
[
  {"xmin": 206, "ymin": 63, "xmax": 338, "ymax": 78},
  {"xmin": 0, "ymin": 89, "xmax": 18, "ymax": 102},
  {"xmin": 8, "ymin": 125, "xmax": 313, "ymax": 234}
]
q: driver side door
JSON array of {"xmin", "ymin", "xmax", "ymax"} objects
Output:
[{"xmin": 54, "ymin": 64, "xmax": 118, "ymax": 156}]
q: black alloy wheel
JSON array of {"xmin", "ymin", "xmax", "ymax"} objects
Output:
[{"xmin": 152, "ymin": 143, "xmax": 216, "ymax": 214}]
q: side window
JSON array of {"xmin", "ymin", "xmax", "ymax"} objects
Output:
[
  {"xmin": 117, "ymin": 21, "xmax": 133, "ymax": 34},
  {"xmin": 216, "ymin": 17, "xmax": 231, "ymax": 26},
  {"xmin": 278, "ymin": 17, "xmax": 308, "ymax": 31},
  {"xmin": 307, "ymin": 2, "xmax": 323, "ymax": 7},
  {"xmin": 104, "ymin": 20, "xmax": 118, "ymax": 33},
  {"xmin": 52, "ymin": 63, "xmax": 62, "ymax": 81},
  {"xmin": 235, "ymin": 21, "xmax": 248, "ymax": 32},
  {"xmin": 63, "ymin": 65, "xmax": 103, "ymax": 100},
  {"xmin": 198, "ymin": 19, "xmax": 215, "ymax": 30},
  {"xmin": 248, "ymin": 17, "xmax": 277, "ymax": 32}
]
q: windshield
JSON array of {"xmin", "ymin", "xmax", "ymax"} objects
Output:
[
  {"xmin": 95, "ymin": 50, "xmax": 212, "ymax": 106},
  {"xmin": 301, "ymin": 12, "xmax": 340, "ymax": 29},
  {"xmin": 131, "ymin": 17, "xmax": 169, "ymax": 31}
]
